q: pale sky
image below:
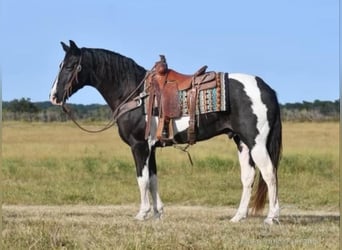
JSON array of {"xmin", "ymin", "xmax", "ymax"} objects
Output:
[{"xmin": 2, "ymin": 0, "xmax": 339, "ymax": 104}]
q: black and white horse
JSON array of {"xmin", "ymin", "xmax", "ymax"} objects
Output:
[{"xmin": 49, "ymin": 40, "xmax": 282, "ymax": 224}]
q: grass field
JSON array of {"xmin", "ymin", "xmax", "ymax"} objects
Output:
[{"xmin": 2, "ymin": 121, "xmax": 340, "ymax": 249}]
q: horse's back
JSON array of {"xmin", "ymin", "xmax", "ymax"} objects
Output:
[
  {"xmin": 227, "ymin": 73, "xmax": 280, "ymax": 147},
  {"xmin": 228, "ymin": 73, "xmax": 279, "ymax": 113}
]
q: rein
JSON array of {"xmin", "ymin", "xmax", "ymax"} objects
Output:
[
  {"xmin": 61, "ymin": 62, "xmax": 194, "ymax": 164},
  {"xmin": 62, "ymin": 65, "xmax": 152, "ymax": 133},
  {"xmin": 63, "ymin": 56, "xmax": 82, "ymax": 99}
]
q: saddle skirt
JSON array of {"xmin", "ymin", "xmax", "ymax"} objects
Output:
[
  {"xmin": 145, "ymin": 71, "xmax": 228, "ymax": 117},
  {"xmin": 144, "ymin": 55, "xmax": 229, "ymax": 144}
]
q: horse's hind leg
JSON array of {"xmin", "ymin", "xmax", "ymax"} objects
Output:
[
  {"xmin": 231, "ymin": 140, "xmax": 255, "ymax": 222},
  {"xmin": 251, "ymin": 143, "xmax": 279, "ymax": 224}
]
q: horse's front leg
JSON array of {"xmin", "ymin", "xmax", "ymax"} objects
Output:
[
  {"xmin": 132, "ymin": 141, "xmax": 164, "ymax": 220},
  {"xmin": 132, "ymin": 142, "xmax": 151, "ymax": 220},
  {"xmin": 148, "ymin": 146, "xmax": 164, "ymax": 219}
]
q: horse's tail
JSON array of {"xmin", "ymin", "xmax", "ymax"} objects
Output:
[{"xmin": 251, "ymin": 104, "xmax": 282, "ymax": 214}]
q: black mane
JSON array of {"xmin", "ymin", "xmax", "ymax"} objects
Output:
[
  {"xmin": 50, "ymin": 41, "xmax": 282, "ymax": 223},
  {"xmin": 83, "ymin": 48, "xmax": 146, "ymax": 85},
  {"xmin": 80, "ymin": 48, "xmax": 147, "ymax": 109}
]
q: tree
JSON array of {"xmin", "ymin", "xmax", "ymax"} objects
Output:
[{"xmin": 6, "ymin": 98, "xmax": 40, "ymax": 114}]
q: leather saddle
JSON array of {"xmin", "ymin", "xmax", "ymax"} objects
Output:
[{"xmin": 145, "ymin": 55, "xmax": 218, "ymax": 145}]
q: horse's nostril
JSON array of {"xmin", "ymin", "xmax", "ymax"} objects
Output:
[
  {"xmin": 49, "ymin": 91, "xmax": 59, "ymax": 104},
  {"xmin": 50, "ymin": 93, "xmax": 57, "ymax": 100}
]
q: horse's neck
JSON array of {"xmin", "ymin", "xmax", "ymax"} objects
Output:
[{"xmin": 85, "ymin": 49, "xmax": 146, "ymax": 111}]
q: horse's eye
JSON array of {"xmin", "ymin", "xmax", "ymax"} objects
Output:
[{"xmin": 64, "ymin": 64, "xmax": 75, "ymax": 71}]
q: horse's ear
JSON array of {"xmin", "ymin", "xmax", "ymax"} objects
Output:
[
  {"xmin": 69, "ymin": 40, "xmax": 78, "ymax": 50},
  {"xmin": 61, "ymin": 41, "xmax": 69, "ymax": 52},
  {"xmin": 69, "ymin": 40, "xmax": 81, "ymax": 55}
]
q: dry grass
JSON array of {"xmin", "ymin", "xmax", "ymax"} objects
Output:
[
  {"xmin": 2, "ymin": 205, "xmax": 339, "ymax": 249},
  {"xmin": 2, "ymin": 121, "xmax": 340, "ymax": 249}
]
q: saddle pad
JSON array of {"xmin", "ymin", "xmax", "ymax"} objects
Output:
[
  {"xmin": 179, "ymin": 72, "xmax": 229, "ymax": 115},
  {"xmin": 143, "ymin": 72, "xmax": 229, "ymax": 116}
]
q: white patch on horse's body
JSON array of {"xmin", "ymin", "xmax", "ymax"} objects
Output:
[
  {"xmin": 229, "ymin": 73, "xmax": 279, "ymax": 224},
  {"xmin": 145, "ymin": 116, "xmax": 190, "ymax": 142},
  {"xmin": 230, "ymin": 73, "xmax": 270, "ymax": 141},
  {"xmin": 173, "ymin": 116, "xmax": 190, "ymax": 133},
  {"xmin": 139, "ymin": 115, "xmax": 189, "ymax": 220}
]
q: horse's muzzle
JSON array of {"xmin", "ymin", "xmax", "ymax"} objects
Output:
[{"xmin": 49, "ymin": 92, "xmax": 63, "ymax": 106}]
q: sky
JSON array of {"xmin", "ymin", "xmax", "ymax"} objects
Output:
[{"xmin": 1, "ymin": 0, "xmax": 339, "ymax": 105}]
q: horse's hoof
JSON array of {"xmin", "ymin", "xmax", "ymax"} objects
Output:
[
  {"xmin": 230, "ymin": 214, "xmax": 246, "ymax": 223},
  {"xmin": 134, "ymin": 214, "xmax": 146, "ymax": 221},
  {"xmin": 134, "ymin": 210, "xmax": 150, "ymax": 221},
  {"xmin": 264, "ymin": 217, "xmax": 280, "ymax": 225},
  {"xmin": 153, "ymin": 211, "xmax": 163, "ymax": 220}
]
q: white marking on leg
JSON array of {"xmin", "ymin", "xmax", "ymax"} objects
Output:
[
  {"xmin": 231, "ymin": 73, "xmax": 279, "ymax": 223},
  {"xmin": 231, "ymin": 142, "xmax": 255, "ymax": 222},
  {"xmin": 251, "ymin": 145, "xmax": 279, "ymax": 224},
  {"xmin": 135, "ymin": 164, "xmax": 151, "ymax": 220},
  {"xmin": 149, "ymin": 174, "xmax": 164, "ymax": 219},
  {"xmin": 146, "ymin": 134, "xmax": 164, "ymax": 219}
]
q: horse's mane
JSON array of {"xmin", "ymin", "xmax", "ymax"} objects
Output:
[{"xmin": 82, "ymin": 48, "xmax": 146, "ymax": 86}]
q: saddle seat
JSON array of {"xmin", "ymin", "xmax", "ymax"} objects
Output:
[
  {"xmin": 167, "ymin": 65, "xmax": 208, "ymax": 90},
  {"xmin": 145, "ymin": 55, "xmax": 218, "ymax": 145}
]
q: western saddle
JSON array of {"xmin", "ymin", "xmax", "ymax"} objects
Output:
[{"xmin": 145, "ymin": 55, "xmax": 218, "ymax": 145}]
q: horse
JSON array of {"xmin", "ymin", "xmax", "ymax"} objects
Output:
[{"xmin": 49, "ymin": 40, "xmax": 282, "ymax": 224}]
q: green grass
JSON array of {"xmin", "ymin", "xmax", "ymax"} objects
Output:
[
  {"xmin": 2, "ymin": 121, "xmax": 340, "ymax": 249},
  {"xmin": 2, "ymin": 153, "xmax": 338, "ymax": 208}
]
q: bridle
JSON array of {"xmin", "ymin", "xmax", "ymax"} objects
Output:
[
  {"xmin": 62, "ymin": 56, "xmax": 82, "ymax": 103},
  {"xmin": 60, "ymin": 62, "xmax": 193, "ymax": 164},
  {"xmin": 61, "ymin": 56, "xmax": 152, "ymax": 133}
]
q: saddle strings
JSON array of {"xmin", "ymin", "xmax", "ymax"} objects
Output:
[
  {"xmin": 62, "ymin": 63, "xmax": 195, "ymax": 166},
  {"xmin": 173, "ymin": 144, "xmax": 194, "ymax": 166}
]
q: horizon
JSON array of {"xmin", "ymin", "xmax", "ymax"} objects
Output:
[
  {"xmin": 2, "ymin": 1, "xmax": 339, "ymax": 105},
  {"xmin": 2, "ymin": 97, "xmax": 340, "ymax": 106}
]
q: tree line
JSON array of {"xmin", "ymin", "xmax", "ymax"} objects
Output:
[
  {"xmin": 2, "ymin": 97, "xmax": 340, "ymax": 122},
  {"xmin": 281, "ymin": 100, "xmax": 340, "ymax": 121},
  {"xmin": 2, "ymin": 98, "xmax": 112, "ymax": 122}
]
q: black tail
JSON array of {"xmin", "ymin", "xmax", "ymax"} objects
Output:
[
  {"xmin": 267, "ymin": 109, "xmax": 282, "ymax": 173},
  {"xmin": 251, "ymin": 105, "xmax": 282, "ymax": 214}
]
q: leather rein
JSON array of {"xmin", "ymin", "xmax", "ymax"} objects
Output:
[
  {"xmin": 61, "ymin": 61, "xmax": 194, "ymax": 164},
  {"xmin": 61, "ymin": 56, "xmax": 151, "ymax": 133}
]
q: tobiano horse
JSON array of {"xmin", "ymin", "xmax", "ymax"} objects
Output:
[{"xmin": 49, "ymin": 40, "xmax": 282, "ymax": 224}]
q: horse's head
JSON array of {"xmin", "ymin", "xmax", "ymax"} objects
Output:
[{"xmin": 49, "ymin": 40, "xmax": 85, "ymax": 105}]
